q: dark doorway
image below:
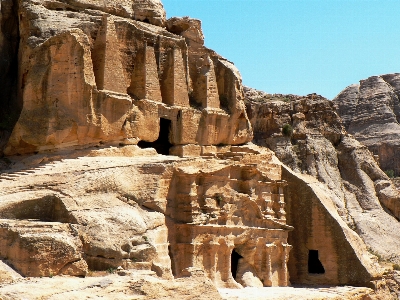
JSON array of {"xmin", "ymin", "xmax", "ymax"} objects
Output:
[
  {"xmin": 138, "ymin": 118, "xmax": 172, "ymax": 155},
  {"xmin": 308, "ymin": 250, "xmax": 325, "ymax": 274},
  {"xmin": 231, "ymin": 249, "xmax": 243, "ymax": 280}
]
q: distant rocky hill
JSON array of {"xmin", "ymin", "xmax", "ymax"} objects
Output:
[{"xmin": 333, "ymin": 74, "xmax": 400, "ymax": 177}]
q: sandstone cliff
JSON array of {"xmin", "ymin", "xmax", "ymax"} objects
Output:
[
  {"xmin": 1, "ymin": 0, "xmax": 252, "ymax": 156},
  {"xmin": 245, "ymin": 88, "xmax": 400, "ymax": 274},
  {"xmin": 333, "ymin": 74, "xmax": 400, "ymax": 177}
]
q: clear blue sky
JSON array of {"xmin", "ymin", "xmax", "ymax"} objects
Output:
[{"xmin": 162, "ymin": 0, "xmax": 400, "ymax": 99}]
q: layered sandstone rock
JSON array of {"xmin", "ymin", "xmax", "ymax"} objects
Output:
[
  {"xmin": 0, "ymin": 145, "xmax": 295, "ymax": 288},
  {"xmin": 2, "ymin": 0, "xmax": 252, "ymax": 156},
  {"xmin": 333, "ymin": 74, "xmax": 400, "ymax": 177},
  {"xmin": 0, "ymin": 271, "xmax": 223, "ymax": 300},
  {"xmin": 245, "ymin": 89, "xmax": 400, "ymax": 284}
]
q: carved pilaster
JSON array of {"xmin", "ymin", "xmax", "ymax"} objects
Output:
[
  {"xmin": 225, "ymin": 242, "xmax": 235, "ymax": 282},
  {"xmin": 264, "ymin": 243, "xmax": 276, "ymax": 287},
  {"xmin": 277, "ymin": 196, "xmax": 286, "ymax": 222},
  {"xmin": 208, "ymin": 240, "xmax": 219, "ymax": 282},
  {"xmin": 254, "ymin": 239, "xmax": 264, "ymax": 276},
  {"xmin": 280, "ymin": 243, "xmax": 292, "ymax": 287},
  {"xmin": 261, "ymin": 191, "xmax": 275, "ymax": 219}
]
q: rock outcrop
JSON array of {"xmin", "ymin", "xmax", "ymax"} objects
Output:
[
  {"xmin": 0, "ymin": 144, "xmax": 296, "ymax": 289},
  {"xmin": 3, "ymin": 0, "xmax": 252, "ymax": 156},
  {"xmin": 333, "ymin": 74, "xmax": 400, "ymax": 177},
  {"xmin": 245, "ymin": 89, "xmax": 400, "ymax": 285}
]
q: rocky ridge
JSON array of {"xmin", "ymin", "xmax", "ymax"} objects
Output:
[
  {"xmin": 245, "ymin": 87, "xmax": 400, "ymax": 269},
  {"xmin": 333, "ymin": 74, "xmax": 400, "ymax": 177}
]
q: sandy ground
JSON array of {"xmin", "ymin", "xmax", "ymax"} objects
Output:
[{"xmin": 218, "ymin": 286, "xmax": 374, "ymax": 300}]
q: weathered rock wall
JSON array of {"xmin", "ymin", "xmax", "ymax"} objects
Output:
[
  {"xmin": 245, "ymin": 89, "xmax": 400, "ymax": 283},
  {"xmin": 2, "ymin": 0, "xmax": 252, "ymax": 156},
  {"xmin": 0, "ymin": 145, "xmax": 294, "ymax": 289},
  {"xmin": 283, "ymin": 166, "xmax": 379, "ymax": 286},
  {"xmin": 333, "ymin": 74, "xmax": 400, "ymax": 177}
]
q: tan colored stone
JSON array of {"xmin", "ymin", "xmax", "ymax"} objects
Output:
[
  {"xmin": 283, "ymin": 166, "xmax": 381, "ymax": 285},
  {"xmin": 0, "ymin": 0, "xmax": 398, "ymax": 297},
  {"xmin": 169, "ymin": 144, "xmax": 202, "ymax": 157},
  {"xmin": 5, "ymin": 29, "xmax": 97, "ymax": 155},
  {"xmin": 0, "ymin": 272, "xmax": 222, "ymax": 300},
  {"xmin": 92, "ymin": 15, "xmax": 127, "ymax": 94},
  {"xmin": 129, "ymin": 44, "xmax": 162, "ymax": 101},
  {"xmin": 161, "ymin": 47, "xmax": 190, "ymax": 107},
  {"xmin": 166, "ymin": 156, "xmax": 293, "ymax": 288},
  {"xmin": 0, "ymin": 261, "xmax": 23, "ymax": 283},
  {"xmin": 42, "ymin": 0, "xmax": 167, "ymax": 26},
  {"xmin": 333, "ymin": 74, "xmax": 400, "ymax": 177},
  {"xmin": 245, "ymin": 89, "xmax": 400, "ymax": 270},
  {"xmin": 4, "ymin": 4, "xmax": 252, "ymax": 155},
  {"xmin": 0, "ymin": 220, "xmax": 87, "ymax": 277},
  {"xmin": 192, "ymin": 55, "xmax": 220, "ymax": 108}
]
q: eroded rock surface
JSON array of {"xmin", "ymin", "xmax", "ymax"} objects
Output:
[
  {"xmin": 0, "ymin": 145, "xmax": 296, "ymax": 289},
  {"xmin": 0, "ymin": 271, "xmax": 223, "ymax": 300},
  {"xmin": 333, "ymin": 74, "xmax": 400, "ymax": 177},
  {"xmin": 245, "ymin": 88, "xmax": 400, "ymax": 283},
  {"xmin": 2, "ymin": 0, "xmax": 252, "ymax": 156}
]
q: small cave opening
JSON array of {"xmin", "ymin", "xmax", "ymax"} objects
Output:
[
  {"xmin": 308, "ymin": 250, "xmax": 325, "ymax": 274},
  {"xmin": 137, "ymin": 118, "xmax": 172, "ymax": 155},
  {"xmin": 231, "ymin": 249, "xmax": 243, "ymax": 280}
]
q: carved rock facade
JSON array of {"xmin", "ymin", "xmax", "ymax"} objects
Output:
[
  {"xmin": 4, "ymin": 0, "xmax": 252, "ymax": 155},
  {"xmin": 166, "ymin": 153, "xmax": 293, "ymax": 288}
]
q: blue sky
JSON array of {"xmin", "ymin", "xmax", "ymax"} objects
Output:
[{"xmin": 162, "ymin": 0, "xmax": 400, "ymax": 99}]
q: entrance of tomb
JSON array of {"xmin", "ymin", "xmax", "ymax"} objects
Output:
[
  {"xmin": 231, "ymin": 249, "xmax": 243, "ymax": 280},
  {"xmin": 308, "ymin": 250, "xmax": 325, "ymax": 274},
  {"xmin": 138, "ymin": 118, "xmax": 172, "ymax": 155}
]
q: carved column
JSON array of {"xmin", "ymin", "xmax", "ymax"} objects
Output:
[
  {"xmin": 188, "ymin": 178, "xmax": 199, "ymax": 221},
  {"xmin": 208, "ymin": 240, "xmax": 219, "ymax": 283},
  {"xmin": 277, "ymin": 182, "xmax": 287, "ymax": 222},
  {"xmin": 225, "ymin": 242, "xmax": 235, "ymax": 282},
  {"xmin": 262, "ymin": 186, "xmax": 275, "ymax": 219},
  {"xmin": 280, "ymin": 243, "xmax": 292, "ymax": 287},
  {"xmin": 264, "ymin": 243, "xmax": 276, "ymax": 286},
  {"xmin": 254, "ymin": 239, "xmax": 264, "ymax": 276}
]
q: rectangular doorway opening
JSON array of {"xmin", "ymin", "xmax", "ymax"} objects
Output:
[
  {"xmin": 138, "ymin": 118, "xmax": 172, "ymax": 155},
  {"xmin": 308, "ymin": 250, "xmax": 325, "ymax": 274}
]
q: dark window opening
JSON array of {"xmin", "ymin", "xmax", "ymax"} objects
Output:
[
  {"xmin": 138, "ymin": 118, "xmax": 172, "ymax": 155},
  {"xmin": 308, "ymin": 250, "xmax": 325, "ymax": 274},
  {"xmin": 231, "ymin": 249, "xmax": 243, "ymax": 280}
]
